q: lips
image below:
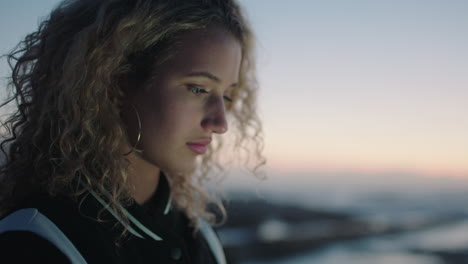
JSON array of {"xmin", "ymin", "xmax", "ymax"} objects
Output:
[{"xmin": 186, "ymin": 138, "xmax": 211, "ymax": 155}]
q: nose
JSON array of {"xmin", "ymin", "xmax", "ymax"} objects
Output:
[{"xmin": 201, "ymin": 96, "xmax": 228, "ymax": 134}]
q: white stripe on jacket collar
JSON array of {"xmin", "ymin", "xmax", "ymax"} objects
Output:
[{"xmin": 84, "ymin": 184, "xmax": 163, "ymax": 241}]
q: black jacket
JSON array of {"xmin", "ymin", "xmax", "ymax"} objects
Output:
[{"xmin": 0, "ymin": 175, "xmax": 221, "ymax": 264}]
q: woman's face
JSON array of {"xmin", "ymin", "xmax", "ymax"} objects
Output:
[{"xmin": 122, "ymin": 26, "xmax": 242, "ymax": 175}]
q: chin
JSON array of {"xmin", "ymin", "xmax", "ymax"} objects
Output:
[{"xmin": 161, "ymin": 160, "xmax": 196, "ymax": 177}]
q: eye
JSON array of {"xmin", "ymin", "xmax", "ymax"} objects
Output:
[
  {"xmin": 189, "ymin": 86, "xmax": 208, "ymax": 95},
  {"xmin": 223, "ymin": 96, "xmax": 233, "ymax": 102}
]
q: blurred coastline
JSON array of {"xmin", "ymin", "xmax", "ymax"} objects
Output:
[{"xmin": 218, "ymin": 171, "xmax": 468, "ymax": 264}]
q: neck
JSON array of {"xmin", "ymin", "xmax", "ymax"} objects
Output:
[{"xmin": 125, "ymin": 151, "xmax": 161, "ymax": 205}]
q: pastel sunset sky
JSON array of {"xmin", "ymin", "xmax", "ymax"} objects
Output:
[{"xmin": 1, "ymin": 0, "xmax": 466, "ymax": 182}]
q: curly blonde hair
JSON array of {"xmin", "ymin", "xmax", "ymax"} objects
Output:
[{"xmin": 0, "ymin": 0, "xmax": 265, "ymax": 230}]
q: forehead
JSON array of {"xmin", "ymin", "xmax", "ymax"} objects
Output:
[{"xmin": 158, "ymin": 26, "xmax": 242, "ymax": 81}]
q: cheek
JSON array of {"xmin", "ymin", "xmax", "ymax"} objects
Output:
[
  {"xmin": 138, "ymin": 85, "xmax": 204, "ymax": 135},
  {"xmin": 168, "ymin": 103, "xmax": 201, "ymax": 130},
  {"xmin": 152, "ymin": 99, "xmax": 202, "ymax": 136}
]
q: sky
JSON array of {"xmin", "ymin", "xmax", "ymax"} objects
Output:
[
  {"xmin": 0, "ymin": 0, "xmax": 467, "ymax": 184},
  {"xmin": 238, "ymin": 0, "xmax": 468, "ymax": 178}
]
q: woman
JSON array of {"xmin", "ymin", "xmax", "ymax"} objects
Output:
[{"xmin": 0, "ymin": 0, "xmax": 264, "ymax": 263}]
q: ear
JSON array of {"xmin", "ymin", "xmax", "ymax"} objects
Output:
[{"xmin": 118, "ymin": 75, "xmax": 134, "ymax": 106}]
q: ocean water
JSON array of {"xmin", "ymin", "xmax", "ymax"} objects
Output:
[
  {"xmin": 224, "ymin": 172, "xmax": 468, "ymax": 264},
  {"xmin": 243, "ymin": 219, "xmax": 468, "ymax": 264}
]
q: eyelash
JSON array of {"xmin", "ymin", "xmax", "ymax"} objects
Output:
[{"xmin": 189, "ymin": 86, "xmax": 233, "ymax": 102}]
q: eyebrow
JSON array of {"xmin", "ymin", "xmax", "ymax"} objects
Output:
[{"xmin": 185, "ymin": 71, "xmax": 238, "ymax": 87}]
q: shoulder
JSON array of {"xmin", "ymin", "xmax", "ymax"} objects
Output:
[
  {"xmin": 2, "ymin": 194, "xmax": 121, "ymax": 263},
  {"xmin": 0, "ymin": 231, "xmax": 70, "ymax": 263}
]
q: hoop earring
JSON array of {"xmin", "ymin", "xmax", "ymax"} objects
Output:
[{"xmin": 124, "ymin": 104, "xmax": 143, "ymax": 156}]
